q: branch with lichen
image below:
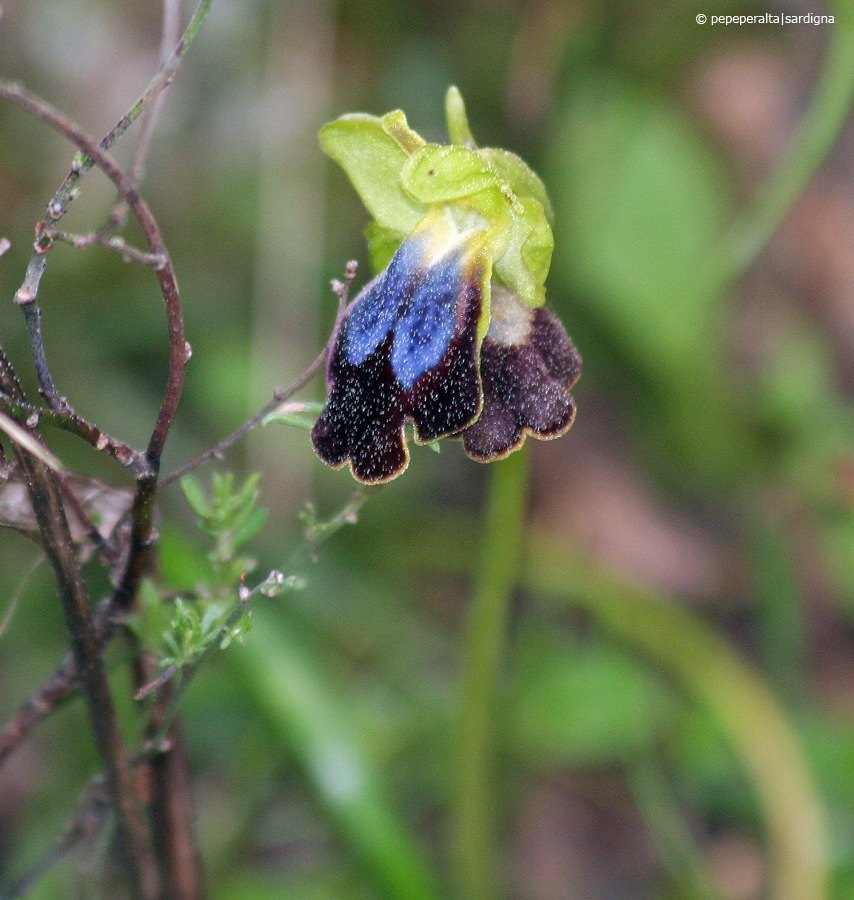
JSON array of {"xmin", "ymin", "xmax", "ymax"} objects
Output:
[{"xmin": 3, "ymin": 0, "xmax": 211, "ymax": 413}]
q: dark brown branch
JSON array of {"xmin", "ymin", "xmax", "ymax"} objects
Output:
[
  {"xmin": 13, "ymin": 445, "xmax": 159, "ymax": 900},
  {"xmin": 0, "ymin": 81, "xmax": 187, "ymax": 459},
  {"xmin": 0, "ymin": 265, "xmax": 352, "ymax": 767},
  {"xmin": 139, "ymin": 9, "xmax": 208, "ymax": 890},
  {"xmin": 0, "ymin": 391, "xmax": 143, "ymax": 473},
  {"xmin": 0, "ymin": 82, "xmax": 189, "ymax": 621},
  {"xmin": 3, "ymin": 1, "xmax": 209, "ymax": 413},
  {"xmin": 15, "ymin": 282, "xmax": 59, "ymax": 409},
  {"xmin": 1, "ymin": 12, "xmax": 214, "ymax": 893},
  {"xmin": 146, "ymin": 677, "xmax": 205, "ymax": 900}
]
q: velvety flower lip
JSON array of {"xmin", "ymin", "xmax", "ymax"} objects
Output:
[
  {"xmin": 311, "ymin": 217, "xmax": 488, "ymax": 483},
  {"xmin": 461, "ymin": 286, "xmax": 581, "ymax": 462}
]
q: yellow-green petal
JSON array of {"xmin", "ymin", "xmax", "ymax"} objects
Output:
[
  {"xmin": 401, "ymin": 144, "xmax": 501, "ymax": 204},
  {"xmin": 493, "ymin": 196, "xmax": 553, "ymax": 308},
  {"xmin": 480, "ymin": 147, "xmax": 554, "ymax": 224}
]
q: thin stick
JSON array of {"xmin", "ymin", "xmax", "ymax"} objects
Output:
[
  {"xmin": 0, "ymin": 778, "xmax": 112, "ymax": 900},
  {"xmin": 162, "ymin": 260, "xmax": 356, "ymax": 486},
  {"xmin": 51, "ymin": 230, "xmax": 167, "ymax": 268},
  {"xmin": 50, "ymin": 0, "xmax": 212, "ymax": 227},
  {"xmin": 0, "ymin": 81, "xmax": 187, "ymax": 464},
  {"xmin": 0, "ymin": 391, "xmax": 144, "ymax": 473},
  {"xmin": 0, "ymin": 81, "xmax": 188, "ymax": 622}
]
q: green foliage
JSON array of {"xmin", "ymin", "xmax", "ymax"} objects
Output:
[
  {"xmin": 181, "ymin": 472, "xmax": 267, "ymax": 587},
  {"xmin": 159, "ymin": 597, "xmax": 251, "ymax": 669},
  {"xmin": 130, "ymin": 474, "xmax": 268, "ymax": 673},
  {"xmin": 230, "ymin": 609, "xmax": 442, "ymax": 900},
  {"xmin": 510, "ymin": 630, "xmax": 675, "ymax": 766}
]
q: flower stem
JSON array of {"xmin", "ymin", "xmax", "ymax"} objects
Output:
[{"xmin": 452, "ymin": 449, "xmax": 528, "ymax": 900}]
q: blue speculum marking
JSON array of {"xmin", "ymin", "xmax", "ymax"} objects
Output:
[{"xmin": 343, "ymin": 232, "xmax": 465, "ymax": 390}]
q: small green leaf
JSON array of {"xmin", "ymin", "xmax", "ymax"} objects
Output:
[
  {"xmin": 234, "ymin": 472, "xmax": 261, "ymax": 517},
  {"xmin": 263, "ymin": 402, "xmax": 325, "ymax": 431},
  {"xmin": 233, "ymin": 507, "xmax": 268, "ymax": 548},
  {"xmin": 181, "ymin": 477, "xmax": 211, "ymax": 519},
  {"xmin": 220, "ymin": 610, "xmax": 252, "ymax": 649},
  {"xmin": 199, "ymin": 603, "xmax": 221, "ymax": 639}
]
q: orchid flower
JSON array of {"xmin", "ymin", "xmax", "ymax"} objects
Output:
[{"xmin": 311, "ymin": 88, "xmax": 580, "ymax": 483}]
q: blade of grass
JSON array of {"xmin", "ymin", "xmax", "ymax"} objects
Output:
[
  {"xmin": 627, "ymin": 756, "xmax": 722, "ymax": 900},
  {"xmin": 715, "ymin": 3, "xmax": 854, "ymax": 288},
  {"xmin": 527, "ymin": 537, "xmax": 829, "ymax": 900},
  {"xmin": 227, "ymin": 607, "xmax": 442, "ymax": 900}
]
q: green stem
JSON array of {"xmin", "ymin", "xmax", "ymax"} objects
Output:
[
  {"xmin": 452, "ymin": 450, "xmax": 528, "ymax": 900},
  {"xmin": 716, "ymin": 7, "xmax": 854, "ymax": 288},
  {"xmin": 627, "ymin": 757, "xmax": 722, "ymax": 900}
]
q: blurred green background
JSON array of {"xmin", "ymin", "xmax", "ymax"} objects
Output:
[{"xmin": 1, "ymin": 1, "xmax": 854, "ymax": 898}]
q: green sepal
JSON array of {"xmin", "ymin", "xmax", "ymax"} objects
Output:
[
  {"xmin": 320, "ymin": 87, "xmax": 555, "ymax": 308},
  {"xmin": 365, "ymin": 221, "xmax": 405, "ymax": 274},
  {"xmin": 319, "ymin": 114, "xmax": 425, "ymax": 234},
  {"xmin": 445, "ymin": 86, "xmax": 476, "ymax": 148},
  {"xmin": 493, "ymin": 195, "xmax": 553, "ymax": 308}
]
